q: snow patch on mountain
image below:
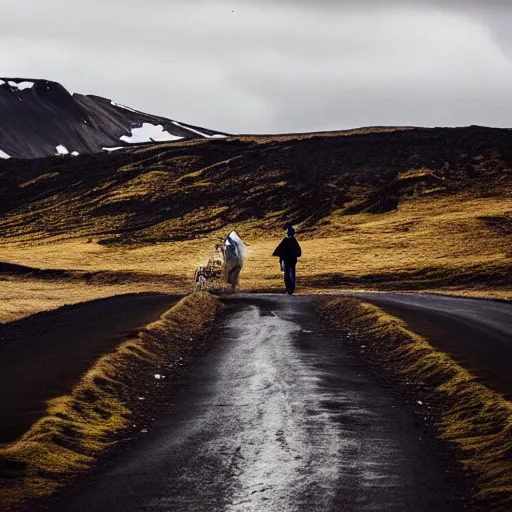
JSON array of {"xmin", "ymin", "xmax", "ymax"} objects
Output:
[
  {"xmin": 56, "ymin": 145, "xmax": 69, "ymax": 155},
  {"xmin": 172, "ymin": 121, "xmax": 208, "ymax": 138},
  {"xmin": 120, "ymin": 123, "xmax": 183, "ymax": 143},
  {"xmin": 0, "ymin": 149, "xmax": 11, "ymax": 159},
  {"xmin": 102, "ymin": 147, "xmax": 125, "ymax": 152},
  {"xmin": 173, "ymin": 121, "xmax": 227, "ymax": 139},
  {"xmin": 111, "ymin": 101, "xmax": 142, "ymax": 114},
  {"xmin": 7, "ymin": 80, "xmax": 35, "ymax": 91}
]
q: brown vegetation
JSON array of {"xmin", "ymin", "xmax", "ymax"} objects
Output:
[
  {"xmin": 0, "ymin": 125, "xmax": 510, "ymax": 319},
  {"xmin": 2, "ymin": 125, "xmax": 511, "ymax": 242}
]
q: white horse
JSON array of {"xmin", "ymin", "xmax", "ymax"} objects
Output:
[{"xmin": 223, "ymin": 231, "xmax": 245, "ymax": 291}]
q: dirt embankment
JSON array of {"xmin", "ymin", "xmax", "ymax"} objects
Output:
[
  {"xmin": 0, "ymin": 292, "xmax": 222, "ymax": 510},
  {"xmin": 0, "ymin": 261, "xmax": 191, "ymax": 323},
  {"xmin": 0, "ymin": 292, "xmax": 181, "ymax": 442},
  {"xmin": 319, "ymin": 298, "xmax": 512, "ymax": 511}
]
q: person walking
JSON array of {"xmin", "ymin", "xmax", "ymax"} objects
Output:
[{"xmin": 272, "ymin": 226, "xmax": 302, "ymax": 295}]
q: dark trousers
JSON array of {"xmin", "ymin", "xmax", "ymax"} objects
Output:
[{"xmin": 283, "ymin": 262, "xmax": 296, "ymax": 294}]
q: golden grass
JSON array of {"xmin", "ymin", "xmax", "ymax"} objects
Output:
[
  {"xmin": 319, "ymin": 297, "xmax": 512, "ymax": 510},
  {"xmin": 0, "ymin": 240, "xmax": 208, "ymax": 321},
  {"xmin": 18, "ymin": 172, "xmax": 60, "ymax": 188},
  {"xmin": 0, "ymin": 277, "xmax": 181, "ymax": 323},
  {"xmin": 0, "ymin": 292, "xmax": 222, "ymax": 509},
  {"xmin": 234, "ymin": 126, "xmax": 416, "ymax": 144},
  {"xmin": 0, "ymin": 188, "xmax": 510, "ymax": 322},
  {"xmin": 241, "ymin": 190, "xmax": 511, "ymax": 295}
]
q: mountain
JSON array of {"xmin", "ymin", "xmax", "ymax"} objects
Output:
[{"xmin": 0, "ymin": 78, "xmax": 227, "ymax": 159}]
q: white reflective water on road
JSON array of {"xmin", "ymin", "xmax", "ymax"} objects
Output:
[{"xmin": 216, "ymin": 306, "xmax": 345, "ymax": 511}]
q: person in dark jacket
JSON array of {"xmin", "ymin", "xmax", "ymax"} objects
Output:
[{"xmin": 272, "ymin": 226, "xmax": 302, "ymax": 295}]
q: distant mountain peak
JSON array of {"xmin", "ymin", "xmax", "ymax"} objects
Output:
[{"xmin": 0, "ymin": 78, "xmax": 228, "ymax": 159}]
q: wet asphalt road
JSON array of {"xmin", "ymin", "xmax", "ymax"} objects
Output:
[
  {"xmin": 42, "ymin": 295, "xmax": 458, "ymax": 512},
  {"xmin": 350, "ymin": 292, "xmax": 512, "ymax": 399}
]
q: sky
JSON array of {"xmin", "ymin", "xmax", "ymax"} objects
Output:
[{"xmin": 2, "ymin": 0, "xmax": 512, "ymax": 134}]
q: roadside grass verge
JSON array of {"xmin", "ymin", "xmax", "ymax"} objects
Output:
[
  {"xmin": 0, "ymin": 292, "xmax": 222, "ymax": 509},
  {"xmin": 299, "ymin": 262, "xmax": 512, "ymax": 292},
  {"xmin": 318, "ymin": 297, "xmax": 512, "ymax": 511}
]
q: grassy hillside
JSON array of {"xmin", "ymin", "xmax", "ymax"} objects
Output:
[{"xmin": 1, "ymin": 125, "xmax": 511, "ymax": 317}]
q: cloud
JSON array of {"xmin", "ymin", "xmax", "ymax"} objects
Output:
[{"xmin": 1, "ymin": 0, "xmax": 512, "ymax": 133}]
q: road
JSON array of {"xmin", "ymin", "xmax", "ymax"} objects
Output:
[
  {"xmin": 350, "ymin": 292, "xmax": 512, "ymax": 399},
  {"xmin": 40, "ymin": 295, "xmax": 461, "ymax": 512},
  {"xmin": 0, "ymin": 292, "xmax": 180, "ymax": 443}
]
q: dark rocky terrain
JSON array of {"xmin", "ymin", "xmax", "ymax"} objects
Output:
[
  {"xmin": 0, "ymin": 78, "xmax": 227, "ymax": 159},
  {"xmin": 1, "ymin": 124, "xmax": 511, "ymax": 242}
]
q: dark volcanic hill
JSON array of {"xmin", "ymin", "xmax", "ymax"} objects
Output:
[
  {"xmin": 0, "ymin": 78, "xmax": 227, "ymax": 159},
  {"xmin": 1, "ymin": 125, "xmax": 511, "ymax": 243}
]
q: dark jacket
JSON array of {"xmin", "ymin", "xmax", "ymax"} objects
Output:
[{"xmin": 273, "ymin": 236, "xmax": 302, "ymax": 265}]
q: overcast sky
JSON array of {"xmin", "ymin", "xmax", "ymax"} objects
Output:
[{"xmin": 2, "ymin": 0, "xmax": 512, "ymax": 133}]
